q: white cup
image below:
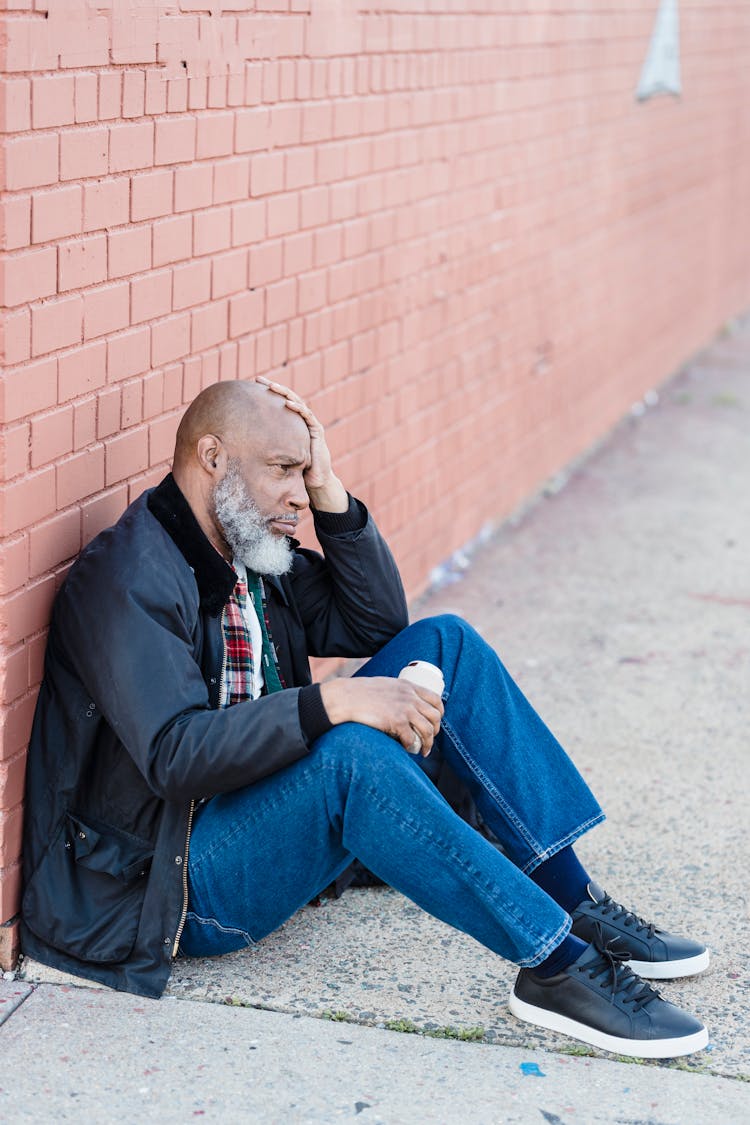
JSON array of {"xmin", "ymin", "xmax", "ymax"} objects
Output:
[{"xmin": 397, "ymin": 661, "xmax": 445, "ymax": 753}]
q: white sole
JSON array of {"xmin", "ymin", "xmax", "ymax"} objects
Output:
[
  {"xmin": 628, "ymin": 949, "xmax": 710, "ymax": 980},
  {"xmin": 508, "ymin": 990, "xmax": 709, "ymax": 1059}
]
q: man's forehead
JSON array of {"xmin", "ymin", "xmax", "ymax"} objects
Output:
[
  {"xmin": 253, "ymin": 405, "xmax": 311, "ymax": 462},
  {"xmin": 263, "ymin": 442, "xmax": 311, "ymax": 465}
]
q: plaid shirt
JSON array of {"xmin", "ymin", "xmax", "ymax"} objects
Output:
[
  {"xmin": 220, "ymin": 572, "xmax": 260, "ymax": 707},
  {"xmin": 219, "ymin": 566, "xmax": 285, "ymax": 707}
]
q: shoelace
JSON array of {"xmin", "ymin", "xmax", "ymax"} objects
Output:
[
  {"xmin": 579, "ymin": 942, "xmax": 661, "ymax": 1011},
  {"xmin": 592, "ymin": 893, "xmax": 657, "ymax": 937}
]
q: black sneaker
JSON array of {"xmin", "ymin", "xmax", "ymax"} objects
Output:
[
  {"xmin": 570, "ymin": 881, "xmax": 709, "ymax": 979},
  {"xmin": 509, "ymin": 942, "xmax": 708, "ymax": 1058}
]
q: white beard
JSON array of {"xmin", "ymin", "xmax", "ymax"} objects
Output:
[{"xmin": 213, "ymin": 462, "xmax": 294, "ymax": 576}]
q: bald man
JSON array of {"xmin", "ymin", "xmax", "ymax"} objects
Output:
[{"xmin": 22, "ymin": 378, "xmax": 709, "ymax": 1059}]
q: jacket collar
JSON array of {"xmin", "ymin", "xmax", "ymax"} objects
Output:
[
  {"xmin": 147, "ymin": 473, "xmax": 290, "ymax": 615},
  {"xmin": 147, "ymin": 473, "xmax": 236, "ymax": 616}
]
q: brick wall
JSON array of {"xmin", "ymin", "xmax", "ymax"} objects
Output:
[{"xmin": 1, "ymin": 1, "xmax": 749, "ymax": 963}]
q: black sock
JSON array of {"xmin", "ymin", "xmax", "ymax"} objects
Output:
[
  {"xmin": 529, "ymin": 846, "xmax": 591, "ymax": 914},
  {"xmin": 532, "ymin": 933, "xmax": 589, "ymax": 978}
]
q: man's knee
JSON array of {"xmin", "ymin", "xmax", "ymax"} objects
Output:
[
  {"xmin": 312, "ymin": 722, "xmax": 406, "ymax": 778},
  {"xmin": 403, "ymin": 612, "xmax": 472, "ymax": 642}
]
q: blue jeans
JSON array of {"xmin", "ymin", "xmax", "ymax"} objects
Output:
[{"xmin": 180, "ymin": 615, "xmax": 604, "ymax": 968}]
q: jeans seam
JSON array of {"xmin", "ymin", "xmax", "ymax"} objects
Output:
[
  {"xmin": 518, "ymin": 914, "xmax": 573, "ymax": 969},
  {"xmin": 184, "ymin": 911, "xmax": 255, "ymax": 945},
  {"xmin": 440, "ymin": 716, "xmax": 546, "ymax": 856},
  {"xmin": 520, "ymin": 811, "xmax": 607, "ymax": 876}
]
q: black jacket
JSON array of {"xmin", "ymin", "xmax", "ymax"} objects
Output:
[{"xmin": 20, "ymin": 474, "xmax": 408, "ymax": 997}]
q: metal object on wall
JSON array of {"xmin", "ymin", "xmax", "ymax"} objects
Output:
[{"xmin": 637, "ymin": 0, "xmax": 682, "ymax": 101}]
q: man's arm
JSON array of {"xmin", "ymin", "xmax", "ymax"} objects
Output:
[
  {"xmin": 290, "ymin": 500, "xmax": 409, "ymax": 657},
  {"xmin": 257, "ymin": 378, "xmax": 442, "ymax": 755},
  {"xmin": 53, "ymin": 541, "xmax": 323, "ymax": 803},
  {"xmin": 257, "ymin": 376, "xmax": 409, "ymax": 655}
]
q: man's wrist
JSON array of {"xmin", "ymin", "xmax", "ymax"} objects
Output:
[
  {"xmin": 313, "ymin": 494, "xmax": 366, "ymax": 536},
  {"xmin": 306, "ymin": 474, "xmax": 349, "ymax": 513},
  {"xmin": 319, "ymin": 679, "xmax": 348, "ymax": 725}
]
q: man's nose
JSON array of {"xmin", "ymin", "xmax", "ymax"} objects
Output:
[{"xmin": 286, "ymin": 472, "xmax": 309, "ymax": 511}]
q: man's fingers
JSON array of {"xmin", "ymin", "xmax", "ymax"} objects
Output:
[
  {"xmin": 412, "ymin": 687, "xmax": 444, "ymax": 733},
  {"xmin": 395, "ymin": 720, "xmax": 431, "ymax": 755},
  {"xmin": 392, "ymin": 684, "xmax": 442, "ymax": 747},
  {"xmin": 283, "ymin": 398, "xmax": 322, "ymax": 431},
  {"xmin": 401, "ymin": 698, "xmax": 441, "ymax": 754},
  {"xmin": 396, "ymin": 723, "xmax": 421, "ymax": 753},
  {"xmin": 255, "ymin": 376, "xmax": 308, "ymax": 410},
  {"xmin": 255, "ymin": 375, "xmax": 298, "ymax": 400},
  {"xmin": 255, "ymin": 377, "xmax": 324, "ymax": 435}
]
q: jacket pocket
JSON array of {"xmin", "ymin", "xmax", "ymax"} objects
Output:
[{"xmin": 22, "ymin": 813, "xmax": 154, "ymax": 965}]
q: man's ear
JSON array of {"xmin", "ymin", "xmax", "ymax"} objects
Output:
[{"xmin": 197, "ymin": 434, "xmax": 224, "ymax": 475}]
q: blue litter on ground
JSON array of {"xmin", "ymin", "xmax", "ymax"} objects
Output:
[{"xmin": 519, "ymin": 1061, "xmax": 546, "ymax": 1077}]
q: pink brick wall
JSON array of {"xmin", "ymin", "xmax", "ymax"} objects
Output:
[{"xmin": 1, "ymin": 1, "xmax": 750, "ymax": 957}]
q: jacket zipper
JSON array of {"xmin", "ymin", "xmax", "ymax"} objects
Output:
[
  {"xmin": 172, "ymin": 798, "xmax": 195, "ymax": 958},
  {"xmin": 217, "ymin": 656, "xmax": 226, "ymax": 709},
  {"xmin": 173, "ymin": 648, "xmax": 223, "ymax": 955}
]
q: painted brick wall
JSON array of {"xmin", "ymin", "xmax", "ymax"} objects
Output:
[{"xmin": 1, "ymin": 1, "xmax": 749, "ymax": 962}]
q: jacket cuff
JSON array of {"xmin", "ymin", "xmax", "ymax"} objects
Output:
[
  {"xmin": 297, "ymin": 683, "xmax": 334, "ymax": 744},
  {"xmin": 312, "ymin": 494, "xmax": 366, "ymax": 535}
]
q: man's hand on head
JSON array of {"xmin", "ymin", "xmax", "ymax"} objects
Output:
[{"xmin": 255, "ymin": 377, "xmax": 349, "ymax": 513}]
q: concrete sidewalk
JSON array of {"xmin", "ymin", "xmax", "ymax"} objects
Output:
[
  {"xmin": 8, "ymin": 316, "xmax": 750, "ymax": 1122},
  {"xmin": 1, "ymin": 980, "xmax": 747, "ymax": 1123}
]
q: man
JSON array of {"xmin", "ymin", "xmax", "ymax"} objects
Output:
[{"xmin": 21, "ymin": 378, "xmax": 709, "ymax": 1059}]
